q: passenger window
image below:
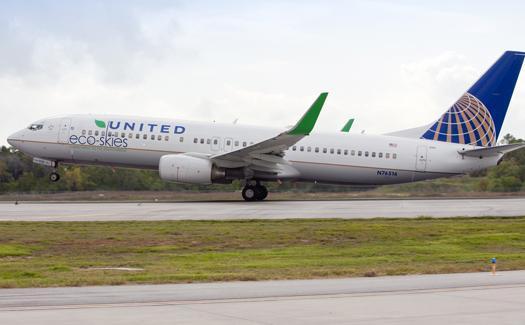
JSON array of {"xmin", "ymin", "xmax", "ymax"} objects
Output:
[
  {"xmin": 337, "ymin": 149, "xmax": 341, "ymax": 155},
  {"xmin": 372, "ymin": 152, "xmax": 376, "ymax": 158},
  {"xmin": 194, "ymin": 138, "xmax": 198, "ymax": 143},
  {"xmin": 386, "ymin": 153, "xmax": 390, "ymax": 159},
  {"xmin": 200, "ymin": 138, "xmax": 204, "ymax": 144},
  {"xmin": 120, "ymin": 132, "xmax": 125, "ymax": 138},
  {"xmin": 379, "ymin": 152, "xmax": 383, "ymax": 158},
  {"xmin": 136, "ymin": 133, "xmax": 140, "ymax": 139},
  {"xmin": 213, "ymin": 139, "xmax": 218, "ymax": 145},
  {"xmin": 323, "ymin": 148, "xmax": 327, "ymax": 153},
  {"xmin": 151, "ymin": 135, "xmax": 155, "ymax": 140},
  {"xmin": 234, "ymin": 140, "xmax": 239, "ymax": 147},
  {"xmin": 358, "ymin": 151, "xmax": 362, "ymax": 156},
  {"xmin": 226, "ymin": 140, "xmax": 231, "ymax": 146},
  {"xmin": 107, "ymin": 131, "xmax": 112, "ymax": 137},
  {"xmin": 95, "ymin": 130, "xmax": 99, "ymax": 136},
  {"xmin": 351, "ymin": 150, "xmax": 355, "ymax": 156},
  {"xmin": 128, "ymin": 133, "xmax": 133, "ymax": 139},
  {"xmin": 207, "ymin": 139, "xmax": 211, "ymax": 145},
  {"xmin": 307, "ymin": 146, "xmax": 311, "ymax": 152},
  {"xmin": 88, "ymin": 130, "xmax": 93, "ymax": 136},
  {"xmin": 101, "ymin": 131, "xmax": 106, "ymax": 136},
  {"xmin": 393, "ymin": 153, "xmax": 397, "ymax": 159},
  {"xmin": 315, "ymin": 147, "xmax": 319, "ymax": 153},
  {"xmin": 365, "ymin": 151, "xmax": 369, "ymax": 157},
  {"xmin": 82, "ymin": 130, "xmax": 86, "ymax": 135},
  {"xmin": 165, "ymin": 135, "xmax": 169, "ymax": 141},
  {"xmin": 292, "ymin": 146, "xmax": 297, "ymax": 151},
  {"xmin": 180, "ymin": 137, "xmax": 184, "ymax": 143},
  {"xmin": 344, "ymin": 149, "xmax": 348, "ymax": 155},
  {"xmin": 300, "ymin": 146, "xmax": 304, "ymax": 152},
  {"xmin": 242, "ymin": 141, "xmax": 247, "ymax": 147},
  {"xmin": 330, "ymin": 148, "xmax": 334, "ymax": 154},
  {"xmin": 157, "ymin": 135, "xmax": 162, "ymax": 141}
]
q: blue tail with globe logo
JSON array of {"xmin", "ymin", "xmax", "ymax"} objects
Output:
[{"xmin": 420, "ymin": 51, "xmax": 524, "ymax": 147}]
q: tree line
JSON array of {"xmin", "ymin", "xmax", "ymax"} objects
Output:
[{"xmin": 1, "ymin": 134, "xmax": 524, "ymax": 193}]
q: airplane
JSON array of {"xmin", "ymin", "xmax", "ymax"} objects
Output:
[{"xmin": 7, "ymin": 51, "xmax": 525, "ymax": 201}]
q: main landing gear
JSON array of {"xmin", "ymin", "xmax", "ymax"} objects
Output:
[{"xmin": 242, "ymin": 181, "xmax": 268, "ymax": 201}]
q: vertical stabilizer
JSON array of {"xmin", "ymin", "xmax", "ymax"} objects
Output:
[{"xmin": 419, "ymin": 51, "xmax": 524, "ymax": 147}]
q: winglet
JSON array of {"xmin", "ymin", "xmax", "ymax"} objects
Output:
[
  {"xmin": 288, "ymin": 92, "xmax": 328, "ymax": 135},
  {"xmin": 341, "ymin": 118, "xmax": 355, "ymax": 132}
]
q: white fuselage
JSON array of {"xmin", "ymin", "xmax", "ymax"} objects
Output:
[{"xmin": 8, "ymin": 114, "xmax": 501, "ymax": 186}]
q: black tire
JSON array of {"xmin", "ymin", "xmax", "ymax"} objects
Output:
[
  {"xmin": 49, "ymin": 172, "xmax": 60, "ymax": 182},
  {"xmin": 256, "ymin": 186, "xmax": 268, "ymax": 201},
  {"xmin": 242, "ymin": 185, "xmax": 257, "ymax": 201}
]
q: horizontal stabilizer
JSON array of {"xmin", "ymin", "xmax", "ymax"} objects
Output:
[{"xmin": 458, "ymin": 143, "xmax": 525, "ymax": 158}]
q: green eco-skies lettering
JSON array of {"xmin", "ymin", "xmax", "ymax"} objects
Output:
[{"xmin": 95, "ymin": 120, "xmax": 106, "ymax": 128}]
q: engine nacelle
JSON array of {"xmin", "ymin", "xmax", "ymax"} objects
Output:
[{"xmin": 159, "ymin": 154, "xmax": 220, "ymax": 185}]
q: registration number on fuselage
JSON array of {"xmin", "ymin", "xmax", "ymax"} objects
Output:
[{"xmin": 377, "ymin": 170, "xmax": 398, "ymax": 176}]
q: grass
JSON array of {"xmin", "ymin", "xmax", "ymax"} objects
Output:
[{"xmin": 1, "ymin": 218, "xmax": 525, "ymax": 288}]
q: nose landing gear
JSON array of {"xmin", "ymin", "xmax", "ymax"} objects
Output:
[
  {"xmin": 242, "ymin": 181, "xmax": 268, "ymax": 201},
  {"xmin": 49, "ymin": 172, "xmax": 60, "ymax": 182}
]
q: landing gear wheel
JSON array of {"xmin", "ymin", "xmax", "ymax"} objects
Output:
[
  {"xmin": 255, "ymin": 185, "xmax": 268, "ymax": 201},
  {"xmin": 242, "ymin": 185, "xmax": 257, "ymax": 201},
  {"xmin": 242, "ymin": 184, "xmax": 268, "ymax": 201},
  {"xmin": 49, "ymin": 172, "xmax": 60, "ymax": 182}
]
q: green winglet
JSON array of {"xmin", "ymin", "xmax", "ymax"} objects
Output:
[
  {"xmin": 341, "ymin": 118, "xmax": 354, "ymax": 132},
  {"xmin": 288, "ymin": 92, "xmax": 328, "ymax": 135}
]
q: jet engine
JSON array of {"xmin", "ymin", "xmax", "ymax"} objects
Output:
[{"xmin": 159, "ymin": 154, "xmax": 225, "ymax": 185}]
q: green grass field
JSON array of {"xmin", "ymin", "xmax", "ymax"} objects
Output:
[{"xmin": 1, "ymin": 218, "xmax": 525, "ymax": 288}]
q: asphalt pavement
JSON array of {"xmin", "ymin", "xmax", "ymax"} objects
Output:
[
  {"xmin": 0, "ymin": 198, "xmax": 524, "ymax": 221},
  {"xmin": 1, "ymin": 271, "xmax": 524, "ymax": 324}
]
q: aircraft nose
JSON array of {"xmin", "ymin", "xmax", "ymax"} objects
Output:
[{"xmin": 7, "ymin": 131, "xmax": 20, "ymax": 147}]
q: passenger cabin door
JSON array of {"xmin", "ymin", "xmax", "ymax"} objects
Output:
[
  {"xmin": 415, "ymin": 145, "xmax": 428, "ymax": 171},
  {"xmin": 58, "ymin": 118, "xmax": 72, "ymax": 143}
]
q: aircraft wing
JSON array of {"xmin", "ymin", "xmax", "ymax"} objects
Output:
[
  {"xmin": 210, "ymin": 93, "xmax": 328, "ymax": 176},
  {"xmin": 458, "ymin": 143, "xmax": 525, "ymax": 158}
]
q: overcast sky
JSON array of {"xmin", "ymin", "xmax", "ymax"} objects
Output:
[{"xmin": 1, "ymin": 0, "xmax": 525, "ymax": 145}]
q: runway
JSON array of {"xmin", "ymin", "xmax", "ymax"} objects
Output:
[
  {"xmin": 0, "ymin": 197, "xmax": 524, "ymax": 221},
  {"xmin": 1, "ymin": 271, "xmax": 524, "ymax": 324}
]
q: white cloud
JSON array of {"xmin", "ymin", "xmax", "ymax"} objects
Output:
[{"xmin": 1, "ymin": 1, "xmax": 525, "ymax": 146}]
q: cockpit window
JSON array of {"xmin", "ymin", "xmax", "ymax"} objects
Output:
[{"xmin": 28, "ymin": 124, "xmax": 44, "ymax": 131}]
